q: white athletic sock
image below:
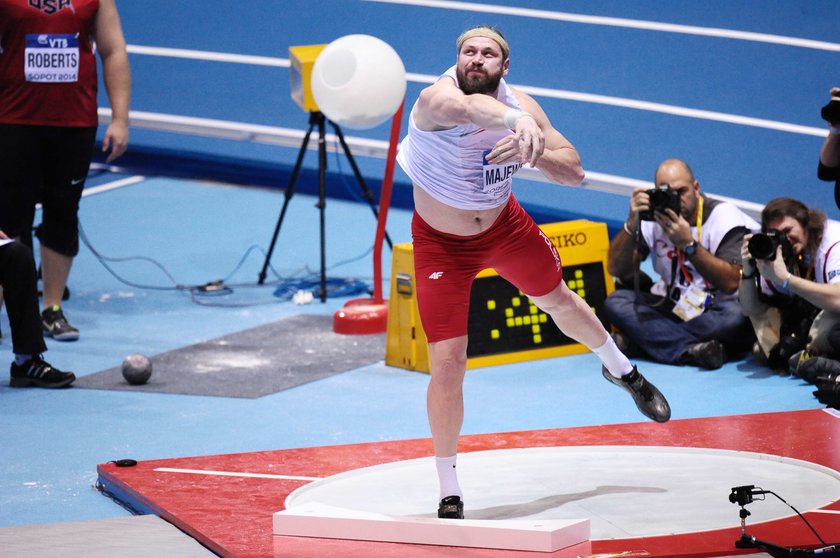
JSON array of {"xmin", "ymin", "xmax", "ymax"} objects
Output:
[
  {"xmin": 435, "ymin": 455, "xmax": 462, "ymax": 500},
  {"xmin": 591, "ymin": 336, "xmax": 633, "ymax": 378}
]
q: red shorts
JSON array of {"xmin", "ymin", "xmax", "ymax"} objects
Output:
[{"xmin": 411, "ymin": 195, "xmax": 563, "ymax": 343}]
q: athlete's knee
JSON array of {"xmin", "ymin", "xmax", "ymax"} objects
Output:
[
  {"xmin": 429, "ymin": 340, "xmax": 468, "ymax": 388},
  {"xmin": 531, "ymin": 281, "xmax": 575, "ymax": 314},
  {"xmin": 37, "ymin": 181, "xmax": 83, "ymax": 257},
  {"xmin": 432, "ymin": 352, "xmax": 467, "ymax": 378},
  {"xmin": 35, "ymin": 222, "xmax": 79, "ymax": 257}
]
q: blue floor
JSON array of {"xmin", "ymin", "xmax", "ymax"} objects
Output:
[
  {"xmin": 1, "ymin": 0, "xmax": 837, "ymax": 540},
  {"xmin": 0, "ymin": 175, "xmax": 825, "ymax": 529}
]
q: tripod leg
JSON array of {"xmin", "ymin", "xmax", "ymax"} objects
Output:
[
  {"xmin": 317, "ymin": 113, "xmax": 328, "ymax": 302},
  {"xmin": 330, "ymin": 122, "xmax": 393, "ymax": 249},
  {"xmin": 258, "ymin": 117, "xmax": 316, "ymax": 284}
]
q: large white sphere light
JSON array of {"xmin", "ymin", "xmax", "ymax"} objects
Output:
[{"xmin": 311, "ymin": 34, "xmax": 406, "ymax": 130}]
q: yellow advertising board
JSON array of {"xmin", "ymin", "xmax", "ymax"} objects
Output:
[{"xmin": 385, "ymin": 220, "xmax": 614, "ymax": 373}]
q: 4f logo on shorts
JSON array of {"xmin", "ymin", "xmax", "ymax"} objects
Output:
[
  {"xmin": 28, "ymin": 0, "xmax": 74, "ymax": 15},
  {"xmin": 428, "ymin": 272, "xmax": 444, "ymax": 280}
]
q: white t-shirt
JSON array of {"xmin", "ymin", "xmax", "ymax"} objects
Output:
[
  {"xmin": 815, "ymin": 219, "xmax": 840, "ymax": 284},
  {"xmin": 396, "ymin": 66, "xmax": 523, "ymax": 210},
  {"xmin": 639, "ymin": 196, "xmax": 759, "ymax": 303}
]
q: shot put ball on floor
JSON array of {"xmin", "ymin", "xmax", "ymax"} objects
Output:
[{"xmin": 122, "ymin": 354, "xmax": 152, "ymax": 385}]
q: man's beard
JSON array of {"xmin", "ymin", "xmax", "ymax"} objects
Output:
[{"xmin": 457, "ymin": 66, "xmax": 503, "ymax": 95}]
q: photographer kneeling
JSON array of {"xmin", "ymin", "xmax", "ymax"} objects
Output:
[
  {"xmin": 604, "ymin": 159, "xmax": 759, "ymax": 370},
  {"xmin": 739, "ymin": 197, "xmax": 840, "ymax": 391}
]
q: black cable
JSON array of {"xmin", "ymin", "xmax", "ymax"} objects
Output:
[
  {"xmin": 93, "ymin": 480, "xmax": 146, "ymax": 516},
  {"xmin": 78, "ymin": 219, "xmax": 187, "ymax": 291},
  {"xmin": 78, "ymin": 217, "xmax": 375, "ymax": 308},
  {"xmin": 77, "ymin": 163, "xmax": 381, "ymax": 307},
  {"xmin": 761, "ymin": 488, "xmax": 830, "ymax": 547}
]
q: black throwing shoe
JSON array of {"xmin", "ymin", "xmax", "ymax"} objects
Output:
[
  {"xmin": 681, "ymin": 340, "xmax": 725, "ymax": 370},
  {"xmin": 437, "ymin": 495, "xmax": 464, "ymax": 519},
  {"xmin": 42, "ymin": 305, "xmax": 80, "ymax": 341},
  {"xmin": 10, "ymin": 355, "xmax": 76, "ymax": 388},
  {"xmin": 602, "ymin": 366, "xmax": 671, "ymax": 423}
]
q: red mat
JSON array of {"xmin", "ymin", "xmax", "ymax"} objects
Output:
[{"xmin": 97, "ymin": 409, "xmax": 840, "ymax": 558}]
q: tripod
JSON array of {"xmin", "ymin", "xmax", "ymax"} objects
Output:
[
  {"xmin": 258, "ymin": 111, "xmax": 393, "ymax": 302},
  {"xmin": 730, "ymin": 486, "xmax": 838, "ymax": 558}
]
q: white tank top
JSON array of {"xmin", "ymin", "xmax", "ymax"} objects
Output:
[{"xmin": 396, "ymin": 66, "xmax": 523, "ymax": 210}]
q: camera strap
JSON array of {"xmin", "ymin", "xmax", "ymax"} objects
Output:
[
  {"xmin": 675, "ymin": 195, "xmax": 708, "ymax": 288},
  {"xmin": 671, "ymin": 197, "xmax": 712, "ymax": 319}
]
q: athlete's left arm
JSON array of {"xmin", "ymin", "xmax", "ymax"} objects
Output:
[
  {"xmin": 93, "ymin": 0, "xmax": 131, "ymax": 162},
  {"xmin": 516, "ymin": 91, "xmax": 584, "ymax": 186}
]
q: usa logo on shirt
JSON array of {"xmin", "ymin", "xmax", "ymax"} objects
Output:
[{"xmin": 28, "ymin": 0, "xmax": 74, "ymax": 16}]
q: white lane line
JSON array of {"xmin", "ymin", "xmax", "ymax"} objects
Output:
[
  {"xmin": 127, "ymin": 45, "xmax": 290, "ymax": 67},
  {"xmin": 154, "ymin": 467, "xmax": 321, "ymax": 482},
  {"xmin": 516, "ymin": 85, "xmax": 827, "ymax": 137},
  {"xmin": 364, "ymin": 0, "xmax": 840, "ymax": 52},
  {"xmin": 82, "ymin": 175, "xmax": 146, "ymax": 197},
  {"xmin": 122, "ymin": 50, "xmax": 826, "ymax": 137}
]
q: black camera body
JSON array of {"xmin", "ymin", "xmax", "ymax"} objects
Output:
[
  {"xmin": 822, "ymin": 99, "xmax": 840, "ymax": 126},
  {"xmin": 640, "ymin": 185, "xmax": 681, "ymax": 221},
  {"xmin": 729, "ymin": 485, "xmax": 758, "ymax": 506},
  {"xmin": 747, "ymin": 229, "xmax": 793, "ymax": 262}
]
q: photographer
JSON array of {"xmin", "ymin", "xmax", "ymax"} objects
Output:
[
  {"xmin": 604, "ymin": 159, "xmax": 759, "ymax": 369},
  {"xmin": 739, "ymin": 197, "xmax": 840, "ymax": 377},
  {"xmin": 818, "ymin": 87, "xmax": 840, "ymax": 209}
]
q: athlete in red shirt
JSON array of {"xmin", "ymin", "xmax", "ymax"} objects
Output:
[{"xmin": 0, "ymin": 0, "xmax": 130, "ymax": 340}]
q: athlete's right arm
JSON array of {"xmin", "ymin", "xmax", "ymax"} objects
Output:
[
  {"xmin": 413, "ymin": 77, "xmax": 514, "ymax": 132},
  {"xmin": 94, "ymin": 0, "xmax": 131, "ymax": 162}
]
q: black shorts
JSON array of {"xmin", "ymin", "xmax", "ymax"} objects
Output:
[{"xmin": 0, "ymin": 123, "xmax": 97, "ymax": 256}]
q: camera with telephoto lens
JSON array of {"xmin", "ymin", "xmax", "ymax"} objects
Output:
[
  {"xmin": 747, "ymin": 229, "xmax": 793, "ymax": 262},
  {"xmin": 822, "ymin": 99, "xmax": 840, "ymax": 126},
  {"xmin": 639, "ymin": 184, "xmax": 681, "ymax": 221}
]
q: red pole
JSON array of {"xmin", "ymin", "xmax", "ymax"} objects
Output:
[{"xmin": 372, "ymin": 98, "xmax": 405, "ymax": 303}]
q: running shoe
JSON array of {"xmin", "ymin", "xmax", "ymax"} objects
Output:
[
  {"xmin": 42, "ymin": 305, "xmax": 80, "ymax": 341},
  {"xmin": 10, "ymin": 355, "xmax": 75, "ymax": 388}
]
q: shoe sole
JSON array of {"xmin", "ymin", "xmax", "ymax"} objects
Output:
[
  {"xmin": 44, "ymin": 330, "xmax": 80, "ymax": 341},
  {"xmin": 10, "ymin": 375, "xmax": 75, "ymax": 388}
]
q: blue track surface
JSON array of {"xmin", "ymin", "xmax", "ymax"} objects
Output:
[
  {"xmin": 1, "ymin": 0, "xmax": 838, "ymax": 536},
  {"xmin": 111, "ymin": 0, "xmax": 840, "ymax": 220}
]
